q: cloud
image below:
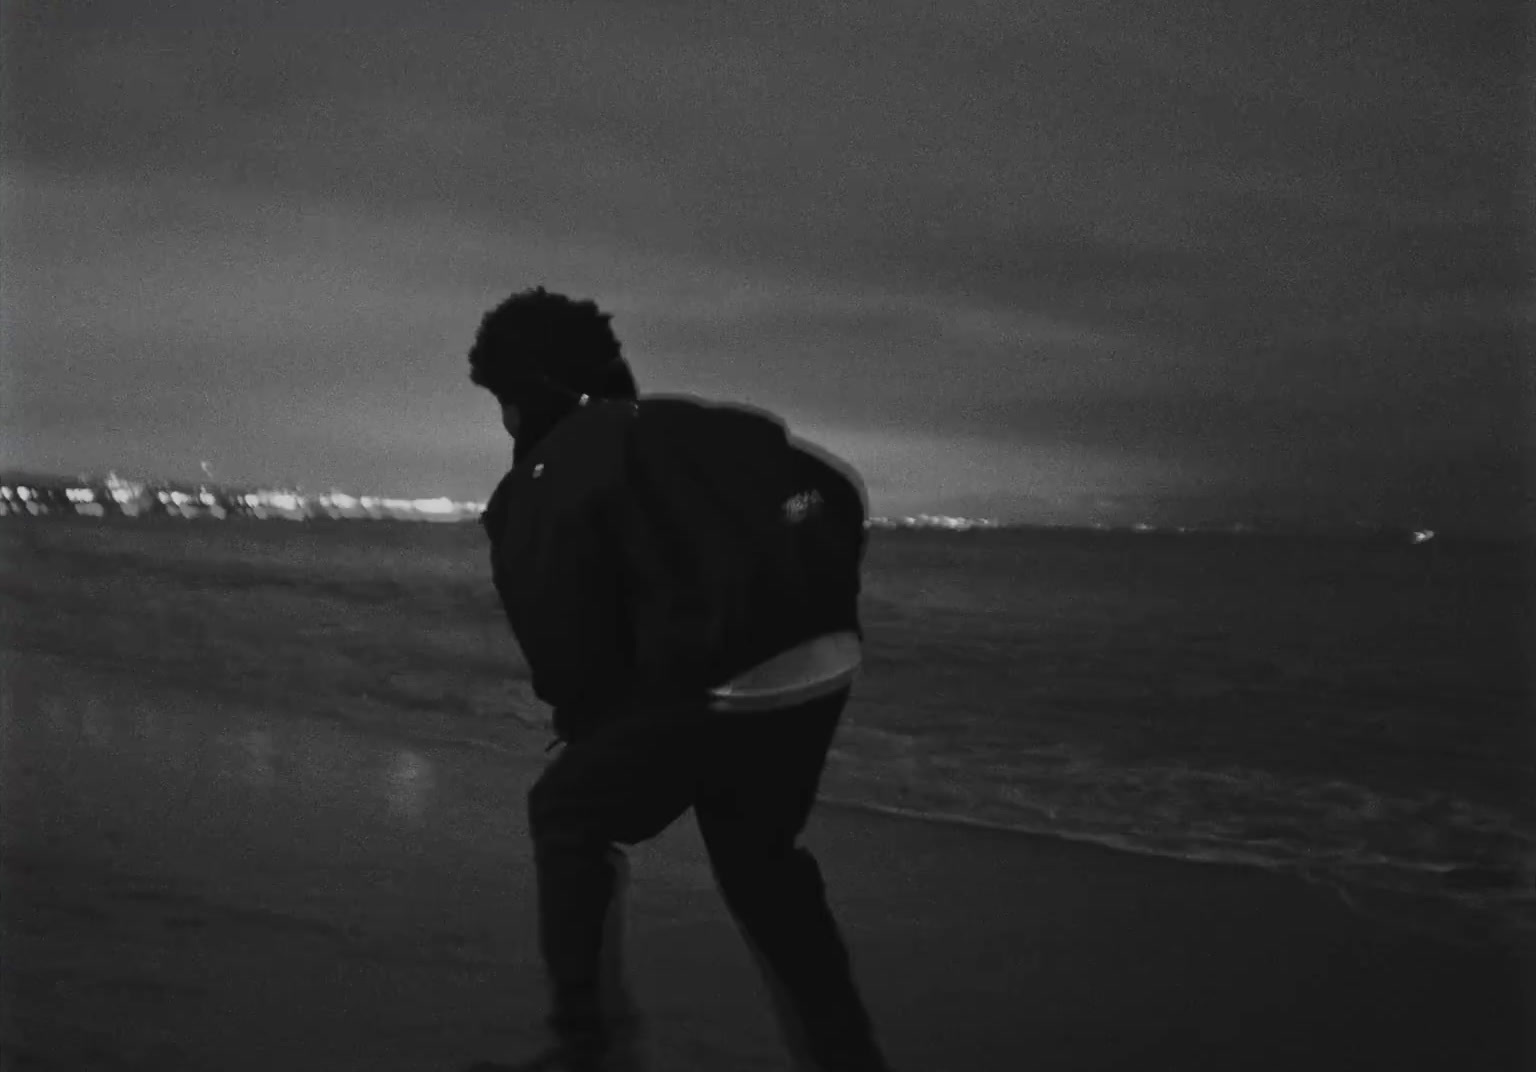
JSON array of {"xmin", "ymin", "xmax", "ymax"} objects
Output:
[{"xmin": 4, "ymin": 0, "xmax": 1525, "ymax": 528}]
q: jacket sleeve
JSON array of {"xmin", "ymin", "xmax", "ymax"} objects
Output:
[
  {"xmin": 488, "ymin": 484, "xmax": 633, "ymax": 733},
  {"xmin": 782, "ymin": 443, "xmax": 867, "ymax": 640}
]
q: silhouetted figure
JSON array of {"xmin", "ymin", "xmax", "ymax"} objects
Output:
[{"xmin": 464, "ymin": 288, "xmax": 890, "ymax": 1072}]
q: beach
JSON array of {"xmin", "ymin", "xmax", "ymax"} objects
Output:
[{"xmin": 2, "ymin": 517, "xmax": 1531, "ymax": 1070}]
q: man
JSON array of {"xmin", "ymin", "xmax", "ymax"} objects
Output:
[{"xmin": 466, "ymin": 288, "xmax": 892, "ymax": 1072}]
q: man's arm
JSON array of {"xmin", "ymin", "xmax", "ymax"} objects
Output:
[{"xmin": 488, "ymin": 485, "xmax": 633, "ymax": 733}]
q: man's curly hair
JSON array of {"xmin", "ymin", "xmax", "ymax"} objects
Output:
[{"xmin": 468, "ymin": 287, "xmax": 636, "ymax": 404}]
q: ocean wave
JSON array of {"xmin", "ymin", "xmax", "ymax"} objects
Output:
[{"xmin": 820, "ymin": 726, "xmax": 1536, "ymax": 937}]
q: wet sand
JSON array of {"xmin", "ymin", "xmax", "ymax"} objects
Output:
[{"xmin": 3, "ymin": 651, "xmax": 1530, "ymax": 1071}]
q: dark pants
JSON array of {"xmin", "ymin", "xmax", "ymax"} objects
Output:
[{"xmin": 527, "ymin": 688, "xmax": 888, "ymax": 1071}]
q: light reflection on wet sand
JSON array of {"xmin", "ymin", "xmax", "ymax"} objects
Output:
[
  {"xmin": 20, "ymin": 666, "xmax": 446, "ymax": 836},
  {"xmin": 384, "ymin": 749, "xmax": 436, "ymax": 827},
  {"xmin": 1, "ymin": 652, "xmax": 576, "ymax": 1071}
]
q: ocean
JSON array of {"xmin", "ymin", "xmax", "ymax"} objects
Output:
[
  {"xmin": 841, "ymin": 527, "xmax": 1534, "ymax": 941},
  {"xmin": 4, "ymin": 516, "xmax": 1532, "ymax": 941}
]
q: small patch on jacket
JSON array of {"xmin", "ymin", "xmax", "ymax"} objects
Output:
[
  {"xmin": 783, "ymin": 489, "xmax": 823, "ymax": 523},
  {"xmin": 532, "ymin": 463, "xmax": 545, "ymax": 479}
]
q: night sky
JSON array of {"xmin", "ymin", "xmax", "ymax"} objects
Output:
[{"xmin": 3, "ymin": 2, "xmax": 1527, "ymax": 531}]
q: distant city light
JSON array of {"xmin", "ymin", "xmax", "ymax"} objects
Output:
[
  {"xmin": 867, "ymin": 514, "xmax": 1002, "ymax": 532},
  {"xmin": 0, "ymin": 478, "xmax": 1466, "ymax": 539}
]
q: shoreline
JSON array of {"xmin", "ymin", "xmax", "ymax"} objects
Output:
[
  {"xmin": 8, "ymin": 646, "xmax": 1531, "ymax": 951},
  {"xmin": 5, "ymin": 652, "xmax": 1531, "ymax": 1071}
]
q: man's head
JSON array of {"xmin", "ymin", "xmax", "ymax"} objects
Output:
[{"xmin": 468, "ymin": 287, "xmax": 638, "ymax": 456}]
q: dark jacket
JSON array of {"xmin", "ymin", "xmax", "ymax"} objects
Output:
[{"xmin": 481, "ymin": 395, "xmax": 865, "ymax": 741}]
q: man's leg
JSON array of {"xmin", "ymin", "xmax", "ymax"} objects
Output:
[
  {"xmin": 526, "ymin": 712, "xmax": 702, "ymax": 1059},
  {"xmin": 695, "ymin": 690, "xmax": 890, "ymax": 1072}
]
